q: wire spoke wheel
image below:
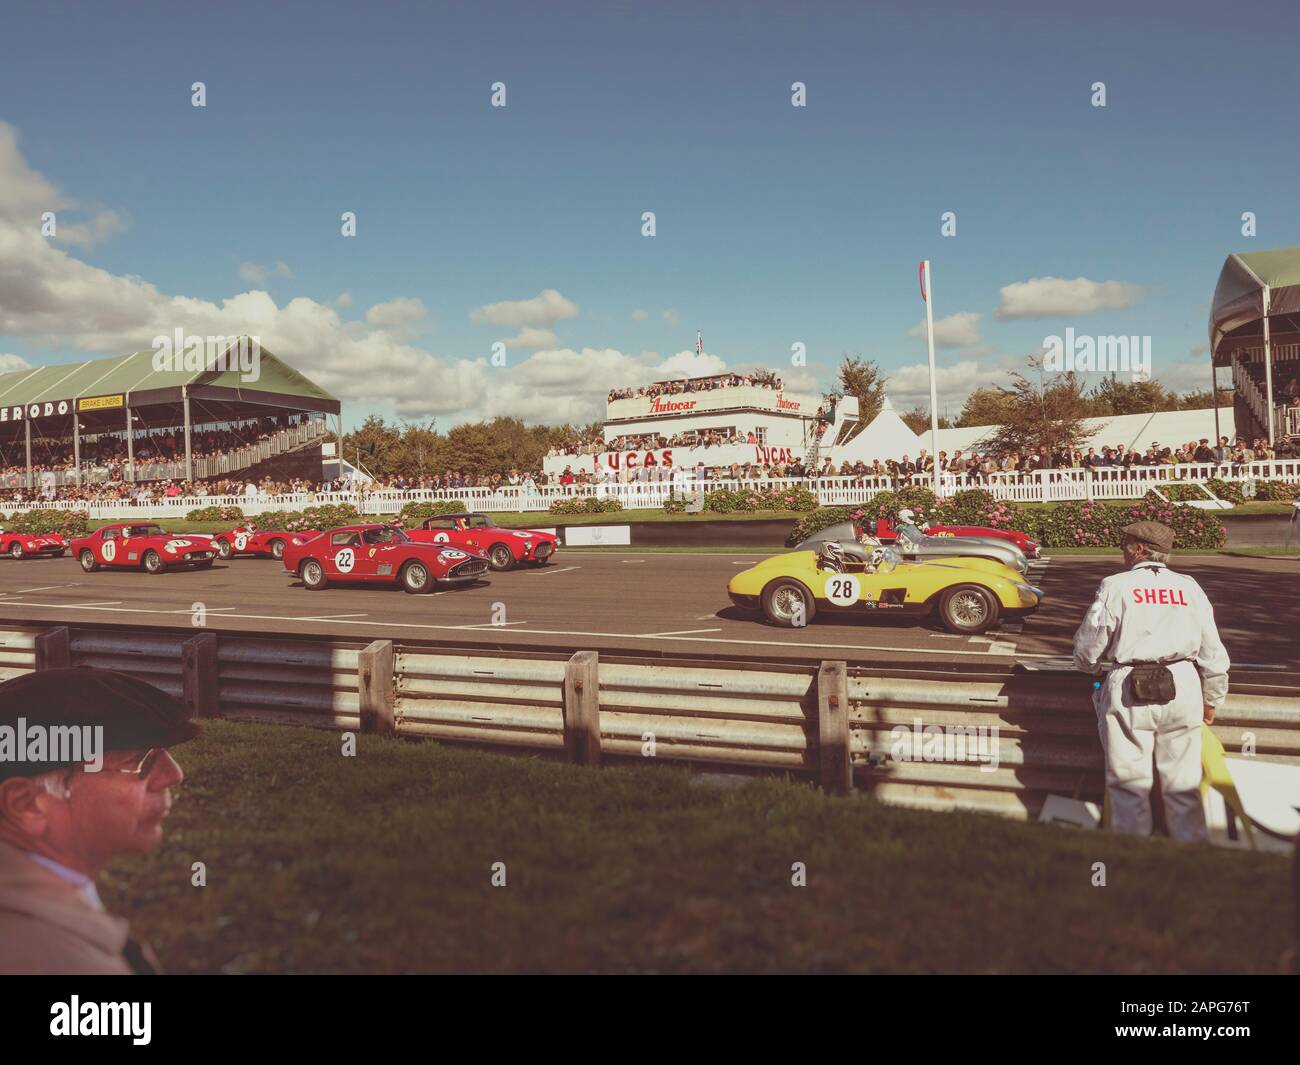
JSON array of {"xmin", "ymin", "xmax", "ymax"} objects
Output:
[
  {"xmin": 403, "ymin": 562, "xmax": 430, "ymax": 592},
  {"xmin": 951, "ymin": 591, "xmax": 987, "ymax": 626}
]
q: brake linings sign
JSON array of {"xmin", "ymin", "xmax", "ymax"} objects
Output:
[{"xmin": 0, "ymin": 394, "xmax": 124, "ymax": 422}]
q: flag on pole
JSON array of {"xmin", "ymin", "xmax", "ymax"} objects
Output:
[
  {"xmin": 697, "ymin": 331, "xmax": 702, "ymax": 356},
  {"xmin": 919, "ymin": 262, "xmax": 928, "ymax": 302}
]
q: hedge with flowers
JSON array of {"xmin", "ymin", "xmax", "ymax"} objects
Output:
[
  {"xmin": 253, "ymin": 503, "xmax": 363, "ymax": 533},
  {"xmin": 185, "ymin": 505, "xmax": 247, "ymax": 522},
  {"xmin": 3, "ymin": 508, "xmax": 90, "ymax": 538},
  {"xmin": 785, "ymin": 487, "xmax": 1227, "ymax": 550}
]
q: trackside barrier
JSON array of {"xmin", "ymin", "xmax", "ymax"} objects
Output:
[{"xmin": 13, "ymin": 623, "xmax": 1300, "ymax": 821}]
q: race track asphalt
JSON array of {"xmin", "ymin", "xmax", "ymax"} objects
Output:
[{"xmin": 0, "ymin": 549, "xmax": 1295, "ymax": 672}]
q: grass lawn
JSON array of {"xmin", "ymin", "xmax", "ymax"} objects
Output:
[{"xmin": 100, "ymin": 720, "xmax": 1292, "ymax": 974}]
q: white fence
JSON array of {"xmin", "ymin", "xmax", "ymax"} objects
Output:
[{"xmin": 1, "ymin": 459, "xmax": 1298, "ymax": 520}]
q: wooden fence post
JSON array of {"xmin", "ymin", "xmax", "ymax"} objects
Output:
[
  {"xmin": 563, "ymin": 650, "xmax": 601, "ymax": 766},
  {"xmin": 817, "ymin": 660, "xmax": 852, "ymax": 795},
  {"xmin": 358, "ymin": 640, "xmax": 395, "ymax": 736},
  {"xmin": 182, "ymin": 632, "xmax": 220, "ymax": 719},
  {"xmin": 34, "ymin": 627, "xmax": 71, "ymax": 670}
]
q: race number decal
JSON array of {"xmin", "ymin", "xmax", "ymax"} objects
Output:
[
  {"xmin": 166, "ymin": 539, "xmax": 192, "ymax": 550},
  {"xmin": 434, "ymin": 532, "xmax": 450, "ymax": 543},
  {"xmin": 511, "ymin": 531, "xmax": 533, "ymax": 538},
  {"xmin": 234, "ymin": 533, "xmax": 249, "ymax": 550},
  {"xmin": 334, "ymin": 547, "xmax": 356, "ymax": 573},
  {"xmin": 101, "ymin": 540, "xmax": 117, "ymax": 562},
  {"xmin": 437, "ymin": 549, "xmax": 468, "ymax": 564},
  {"xmin": 824, "ymin": 574, "xmax": 861, "ymax": 606}
]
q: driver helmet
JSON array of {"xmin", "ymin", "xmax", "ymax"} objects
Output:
[
  {"xmin": 868, "ymin": 546, "xmax": 887, "ymax": 571},
  {"xmin": 818, "ymin": 540, "xmax": 847, "ymax": 570},
  {"xmin": 897, "ymin": 507, "xmax": 917, "ymax": 525}
]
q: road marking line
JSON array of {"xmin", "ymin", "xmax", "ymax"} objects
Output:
[
  {"xmin": 65, "ymin": 601, "xmax": 123, "ymax": 608},
  {"xmin": 0, "ymin": 601, "xmax": 1058, "ymax": 657},
  {"xmin": 987, "ymin": 641, "xmax": 1017, "ymax": 655},
  {"xmin": 620, "ymin": 559, "xmax": 647, "ymax": 564},
  {"xmin": 293, "ymin": 613, "xmax": 369, "ymax": 620},
  {"xmin": 642, "ymin": 628, "xmax": 723, "ymax": 637},
  {"xmin": 456, "ymin": 621, "xmax": 529, "ymax": 628},
  {"xmin": 168, "ymin": 605, "xmax": 239, "ymax": 613},
  {"xmin": 695, "ymin": 613, "xmax": 719, "ymax": 620},
  {"xmin": 528, "ymin": 566, "xmax": 580, "ymax": 576},
  {"xmin": 11, "ymin": 585, "xmax": 71, "ymax": 593}
]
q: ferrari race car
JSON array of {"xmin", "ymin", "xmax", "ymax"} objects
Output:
[
  {"xmin": 728, "ymin": 542, "xmax": 1042, "ymax": 635},
  {"xmin": 282, "ymin": 523, "xmax": 490, "ymax": 593},
  {"xmin": 211, "ymin": 524, "xmax": 322, "ymax": 560},
  {"xmin": 72, "ymin": 523, "xmax": 217, "ymax": 573},
  {"xmin": 874, "ymin": 507, "xmax": 1041, "ymax": 558},
  {"xmin": 797, "ymin": 509, "xmax": 1031, "ymax": 574},
  {"xmin": 404, "ymin": 512, "xmax": 557, "ymax": 571},
  {"xmin": 0, "ymin": 529, "xmax": 67, "ymax": 559}
]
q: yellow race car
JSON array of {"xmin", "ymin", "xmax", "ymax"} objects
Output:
[{"xmin": 727, "ymin": 543, "xmax": 1042, "ymax": 635}]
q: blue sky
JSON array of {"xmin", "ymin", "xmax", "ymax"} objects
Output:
[{"xmin": 1, "ymin": 0, "xmax": 1296, "ymax": 428}]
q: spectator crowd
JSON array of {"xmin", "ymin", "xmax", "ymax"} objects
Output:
[{"xmin": 608, "ymin": 371, "xmax": 782, "ymax": 403}]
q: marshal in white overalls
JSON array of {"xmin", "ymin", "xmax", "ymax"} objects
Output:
[{"xmin": 1072, "ymin": 560, "xmax": 1230, "ymax": 841}]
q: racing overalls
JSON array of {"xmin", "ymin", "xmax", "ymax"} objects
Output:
[{"xmin": 1072, "ymin": 560, "xmax": 1230, "ymax": 841}]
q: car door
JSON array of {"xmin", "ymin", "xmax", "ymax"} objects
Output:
[
  {"xmin": 325, "ymin": 530, "xmax": 364, "ymax": 582},
  {"xmin": 97, "ymin": 527, "xmax": 124, "ymax": 567}
]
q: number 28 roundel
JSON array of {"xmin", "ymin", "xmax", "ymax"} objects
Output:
[{"xmin": 824, "ymin": 574, "xmax": 861, "ymax": 606}]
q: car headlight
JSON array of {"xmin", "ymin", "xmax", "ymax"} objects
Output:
[
  {"xmin": 292, "ymin": 537, "xmax": 303, "ymax": 545},
  {"xmin": 1013, "ymin": 581, "xmax": 1043, "ymax": 599}
]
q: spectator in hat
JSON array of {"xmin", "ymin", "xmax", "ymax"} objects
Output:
[{"xmin": 0, "ymin": 669, "xmax": 200, "ymax": 974}]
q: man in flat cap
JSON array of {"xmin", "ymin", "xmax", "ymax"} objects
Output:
[
  {"xmin": 0, "ymin": 668, "xmax": 199, "ymax": 974},
  {"xmin": 1073, "ymin": 522, "xmax": 1230, "ymax": 841}
]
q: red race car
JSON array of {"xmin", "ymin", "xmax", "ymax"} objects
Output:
[
  {"xmin": 404, "ymin": 512, "xmax": 557, "ymax": 571},
  {"xmin": 211, "ymin": 524, "xmax": 322, "ymax": 561},
  {"xmin": 282, "ymin": 523, "xmax": 490, "ymax": 593},
  {"xmin": 870, "ymin": 509, "xmax": 1041, "ymax": 559},
  {"xmin": 0, "ymin": 529, "xmax": 67, "ymax": 559},
  {"xmin": 72, "ymin": 523, "xmax": 217, "ymax": 574}
]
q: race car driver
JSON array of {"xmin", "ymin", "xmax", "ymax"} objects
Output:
[{"xmin": 1071, "ymin": 521, "xmax": 1230, "ymax": 841}]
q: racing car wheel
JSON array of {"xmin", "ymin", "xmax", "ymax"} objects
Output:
[
  {"xmin": 938, "ymin": 584, "xmax": 1000, "ymax": 635},
  {"xmin": 78, "ymin": 549, "xmax": 98, "ymax": 572},
  {"xmin": 400, "ymin": 560, "xmax": 434, "ymax": 594},
  {"xmin": 761, "ymin": 578, "xmax": 816, "ymax": 628},
  {"xmin": 300, "ymin": 559, "xmax": 328, "ymax": 590},
  {"xmin": 216, "ymin": 538, "xmax": 233, "ymax": 559},
  {"xmin": 488, "ymin": 544, "xmax": 515, "ymax": 571}
]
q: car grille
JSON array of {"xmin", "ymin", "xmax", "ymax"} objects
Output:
[
  {"xmin": 534, "ymin": 542, "xmax": 554, "ymax": 559},
  {"xmin": 449, "ymin": 559, "xmax": 488, "ymax": 579}
]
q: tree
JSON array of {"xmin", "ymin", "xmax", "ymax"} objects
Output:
[
  {"xmin": 341, "ymin": 415, "xmax": 403, "ymax": 476},
  {"xmin": 1179, "ymin": 388, "xmax": 1230, "ymax": 410},
  {"xmin": 1088, "ymin": 376, "xmax": 1179, "ymax": 416},
  {"xmin": 984, "ymin": 357, "xmax": 1092, "ymax": 457},
  {"xmin": 829, "ymin": 354, "xmax": 886, "ymax": 441},
  {"xmin": 900, "ymin": 406, "xmax": 953, "ymax": 434},
  {"xmin": 955, "ymin": 387, "xmax": 1018, "ymax": 428}
]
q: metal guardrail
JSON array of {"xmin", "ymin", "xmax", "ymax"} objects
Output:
[{"xmin": 9, "ymin": 621, "xmax": 1300, "ymax": 821}]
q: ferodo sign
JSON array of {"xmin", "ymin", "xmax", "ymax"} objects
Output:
[{"xmin": 0, "ymin": 394, "xmax": 124, "ymax": 422}]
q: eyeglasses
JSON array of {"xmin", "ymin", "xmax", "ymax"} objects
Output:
[{"xmin": 107, "ymin": 748, "xmax": 165, "ymax": 778}]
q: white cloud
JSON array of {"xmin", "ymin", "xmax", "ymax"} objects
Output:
[
  {"xmin": 501, "ymin": 326, "xmax": 558, "ymax": 350},
  {"xmin": 470, "ymin": 288, "xmax": 578, "ymax": 328},
  {"xmin": 365, "ymin": 297, "xmax": 428, "ymax": 329},
  {"xmin": 909, "ymin": 311, "xmax": 983, "ymax": 348},
  {"xmin": 335, "ymin": 292, "xmax": 352, "ymax": 309},
  {"xmin": 661, "ymin": 308, "xmax": 680, "ymax": 325},
  {"xmin": 657, "ymin": 349, "xmax": 727, "ymax": 379},
  {"xmin": 995, "ymin": 276, "xmax": 1144, "ymax": 320},
  {"xmin": 0, "ymin": 353, "xmax": 32, "ymax": 373},
  {"xmin": 631, "ymin": 308, "xmax": 649, "ymax": 321},
  {"xmin": 238, "ymin": 260, "xmax": 293, "ymax": 284},
  {"xmin": 885, "ymin": 358, "xmax": 1020, "ymax": 412},
  {"xmin": 0, "ymin": 123, "xmax": 126, "ymax": 251}
]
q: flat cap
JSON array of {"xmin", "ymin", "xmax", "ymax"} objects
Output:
[
  {"xmin": 1121, "ymin": 520, "xmax": 1175, "ymax": 553},
  {"xmin": 0, "ymin": 668, "xmax": 200, "ymax": 782}
]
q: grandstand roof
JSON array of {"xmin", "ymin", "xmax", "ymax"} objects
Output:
[
  {"xmin": 1210, "ymin": 246, "xmax": 1300, "ymax": 363},
  {"xmin": 0, "ymin": 337, "xmax": 338, "ymax": 415}
]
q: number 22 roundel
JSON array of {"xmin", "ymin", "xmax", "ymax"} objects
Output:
[{"xmin": 334, "ymin": 547, "xmax": 356, "ymax": 573}]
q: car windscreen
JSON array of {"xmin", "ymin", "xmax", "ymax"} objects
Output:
[
  {"xmin": 466, "ymin": 515, "xmax": 492, "ymax": 528},
  {"xmin": 127, "ymin": 526, "xmax": 163, "ymax": 537},
  {"xmin": 363, "ymin": 527, "xmax": 408, "ymax": 545}
]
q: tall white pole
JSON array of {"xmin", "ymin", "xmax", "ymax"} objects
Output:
[{"xmin": 922, "ymin": 260, "xmax": 940, "ymax": 494}]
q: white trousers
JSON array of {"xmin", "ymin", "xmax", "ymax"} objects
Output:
[{"xmin": 1095, "ymin": 665, "xmax": 1207, "ymax": 842}]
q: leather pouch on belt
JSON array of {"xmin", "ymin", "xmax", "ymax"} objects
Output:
[{"xmin": 1128, "ymin": 663, "xmax": 1176, "ymax": 704}]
